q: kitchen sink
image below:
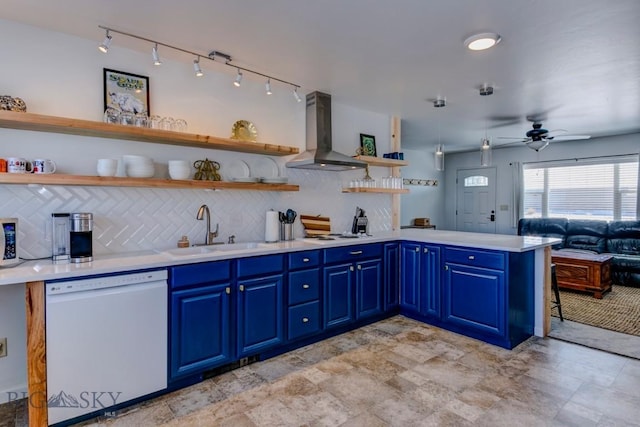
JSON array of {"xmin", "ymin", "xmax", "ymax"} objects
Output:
[
  {"xmin": 161, "ymin": 246, "xmax": 218, "ymax": 258},
  {"xmin": 209, "ymin": 242, "xmax": 269, "ymax": 252},
  {"xmin": 161, "ymin": 242, "xmax": 272, "ymax": 258}
]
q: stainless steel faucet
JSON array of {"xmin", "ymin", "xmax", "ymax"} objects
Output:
[{"xmin": 196, "ymin": 204, "xmax": 219, "ymax": 245}]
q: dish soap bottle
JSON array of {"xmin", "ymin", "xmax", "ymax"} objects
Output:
[{"xmin": 177, "ymin": 235, "xmax": 190, "ymax": 248}]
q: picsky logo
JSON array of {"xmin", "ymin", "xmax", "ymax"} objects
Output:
[{"xmin": 6, "ymin": 390, "xmax": 122, "ymax": 409}]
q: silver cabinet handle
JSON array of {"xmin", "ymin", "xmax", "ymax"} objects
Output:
[
  {"xmin": 350, "ymin": 266, "xmax": 354, "ymax": 271},
  {"xmin": 302, "ymin": 317, "xmax": 309, "ymax": 323},
  {"xmin": 302, "ymin": 284, "xmax": 310, "ymax": 289},
  {"xmin": 357, "ymin": 264, "xmax": 362, "ymax": 270},
  {"xmin": 424, "ymin": 247, "xmax": 429, "ymax": 253},
  {"xmin": 415, "ymin": 247, "xmax": 419, "ymax": 252},
  {"xmin": 239, "ymin": 285, "xmax": 245, "ymax": 292},
  {"xmin": 468, "ymin": 255, "xmax": 475, "ymax": 260},
  {"xmin": 350, "ymin": 250, "xmax": 363, "ymax": 255},
  {"xmin": 303, "ymin": 258, "xmax": 310, "ymax": 262},
  {"xmin": 225, "ymin": 287, "xmax": 230, "ymax": 295},
  {"xmin": 444, "ymin": 265, "xmax": 449, "ymax": 270}
]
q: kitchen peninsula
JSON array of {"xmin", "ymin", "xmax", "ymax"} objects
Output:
[{"xmin": 1, "ymin": 229, "xmax": 557, "ymax": 427}]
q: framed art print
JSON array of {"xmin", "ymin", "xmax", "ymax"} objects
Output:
[
  {"xmin": 103, "ymin": 68, "xmax": 150, "ymax": 115},
  {"xmin": 359, "ymin": 133, "xmax": 377, "ymax": 157}
]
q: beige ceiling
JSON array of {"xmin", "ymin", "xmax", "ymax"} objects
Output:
[{"xmin": 2, "ymin": 0, "xmax": 639, "ymax": 151}]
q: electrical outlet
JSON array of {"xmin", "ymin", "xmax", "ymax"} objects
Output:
[{"xmin": 0, "ymin": 337, "xmax": 7, "ymax": 357}]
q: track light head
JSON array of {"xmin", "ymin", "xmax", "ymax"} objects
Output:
[
  {"xmin": 98, "ymin": 30, "xmax": 112, "ymax": 53},
  {"xmin": 265, "ymin": 79, "xmax": 272, "ymax": 95},
  {"xmin": 293, "ymin": 87, "xmax": 302, "ymax": 102},
  {"xmin": 193, "ymin": 57, "xmax": 204, "ymax": 77},
  {"xmin": 433, "ymin": 98, "xmax": 446, "ymax": 108},
  {"xmin": 233, "ymin": 69, "xmax": 243, "ymax": 87},
  {"xmin": 152, "ymin": 44, "xmax": 161, "ymax": 66}
]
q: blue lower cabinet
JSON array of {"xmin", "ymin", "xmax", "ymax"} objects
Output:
[
  {"xmin": 237, "ymin": 274, "xmax": 285, "ymax": 357},
  {"xmin": 323, "ymin": 263, "xmax": 354, "ymax": 329},
  {"xmin": 421, "ymin": 245, "xmax": 441, "ymax": 318},
  {"xmin": 443, "ymin": 263, "xmax": 506, "ymax": 337},
  {"xmin": 288, "ymin": 301, "xmax": 321, "ymax": 340},
  {"xmin": 400, "ymin": 243, "xmax": 421, "ymax": 312},
  {"xmin": 383, "ymin": 243, "xmax": 400, "ymax": 311},
  {"xmin": 356, "ymin": 258, "xmax": 383, "ymax": 319},
  {"xmin": 169, "ymin": 283, "xmax": 232, "ymax": 381}
]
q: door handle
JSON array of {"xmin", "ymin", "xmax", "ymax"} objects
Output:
[{"xmin": 488, "ymin": 210, "xmax": 496, "ymax": 222}]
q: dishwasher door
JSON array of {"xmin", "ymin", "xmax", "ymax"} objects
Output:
[{"xmin": 46, "ymin": 272, "xmax": 167, "ymax": 424}]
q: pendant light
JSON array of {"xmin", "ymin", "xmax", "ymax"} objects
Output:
[
  {"xmin": 479, "ymin": 84, "xmax": 493, "ymax": 166},
  {"xmin": 433, "ymin": 97, "xmax": 446, "ymax": 171}
]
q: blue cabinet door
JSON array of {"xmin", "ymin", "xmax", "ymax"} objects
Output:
[
  {"xmin": 400, "ymin": 243, "xmax": 421, "ymax": 311},
  {"xmin": 384, "ymin": 243, "xmax": 399, "ymax": 311},
  {"xmin": 421, "ymin": 245, "xmax": 441, "ymax": 318},
  {"xmin": 356, "ymin": 258, "xmax": 383, "ymax": 319},
  {"xmin": 323, "ymin": 263, "xmax": 354, "ymax": 329},
  {"xmin": 237, "ymin": 274, "xmax": 284, "ymax": 357},
  {"xmin": 170, "ymin": 283, "xmax": 231, "ymax": 380},
  {"xmin": 443, "ymin": 263, "xmax": 505, "ymax": 337}
]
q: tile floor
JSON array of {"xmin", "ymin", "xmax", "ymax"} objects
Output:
[{"xmin": 3, "ymin": 315, "xmax": 640, "ymax": 426}]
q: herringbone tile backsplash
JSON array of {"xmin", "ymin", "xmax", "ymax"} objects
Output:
[{"xmin": 1, "ymin": 168, "xmax": 393, "ymax": 259}]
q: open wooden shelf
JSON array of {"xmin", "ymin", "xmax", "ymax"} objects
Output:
[
  {"xmin": 0, "ymin": 110, "xmax": 299, "ymax": 156},
  {"xmin": 342, "ymin": 187, "xmax": 409, "ymax": 194},
  {"xmin": 353, "ymin": 155, "xmax": 408, "ymax": 167},
  {"xmin": 0, "ymin": 173, "xmax": 299, "ymax": 191}
]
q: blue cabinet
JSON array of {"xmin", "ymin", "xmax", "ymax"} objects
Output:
[
  {"xmin": 168, "ymin": 261, "xmax": 232, "ymax": 381},
  {"xmin": 236, "ymin": 255, "xmax": 285, "ymax": 357},
  {"xmin": 400, "ymin": 242, "xmax": 440, "ymax": 318},
  {"xmin": 287, "ymin": 250, "xmax": 322, "ymax": 340},
  {"xmin": 323, "ymin": 244, "xmax": 383, "ymax": 329},
  {"xmin": 383, "ymin": 242, "xmax": 400, "ymax": 311}
]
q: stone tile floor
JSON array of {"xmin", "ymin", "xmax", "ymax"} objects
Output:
[{"xmin": 3, "ymin": 315, "xmax": 640, "ymax": 426}]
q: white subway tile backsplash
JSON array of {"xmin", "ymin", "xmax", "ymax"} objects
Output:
[{"xmin": 1, "ymin": 169, "xmax": 392, "ymax": 259}]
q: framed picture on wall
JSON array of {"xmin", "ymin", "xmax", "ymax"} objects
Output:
[
  {"xmin": 103, "ymin": 68, "xmax": 150, "ymax": 115},
  {"xmin": 359, "ymin": 134, "xmax": 377, "ymax": 157}
]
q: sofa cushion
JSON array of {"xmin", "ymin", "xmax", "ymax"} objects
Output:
[
  {"xmin": 606, "ymin": 220, "xmax": 640, "ymax": 255},
  {"xmin": 565, "ymin": 220, "xmax": 608, "ymax": 253},
  {"xmin": 517, "ymin": 218, "xmax": 567, "ymax": 248},
  {"xmin": 609, "ymin": 254, "xmax": 640, "ymax": 272}
]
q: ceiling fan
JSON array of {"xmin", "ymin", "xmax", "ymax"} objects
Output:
[{"xmin": 497, "ymin": 121, "xmax": 591, "ymax": 152}]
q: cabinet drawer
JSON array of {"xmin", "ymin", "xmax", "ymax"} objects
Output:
[
  {"xmin": 445, "ymin": 247, "xmax": 505, "ymax": 270},
  {"xmin": 324, "ymin": 244, "xmax": 383, "ymax": 264},
  {"xmin": 169, "ymin": 260, "xmax": 231, "ymax": 289},
  {"xmin": 288, "ymin": 301, "xmax": 321, "ymax": 340},
  {"xmin": 288, "ymin": 269, "xmax": 320, "ymax": 305},
  {"xmin": 288, "ymin": 250, "xmax": 320, "ymax": 270},
  {"xmin": 237, "ymin": 254, "xmax": 284, "ymax": 278}
]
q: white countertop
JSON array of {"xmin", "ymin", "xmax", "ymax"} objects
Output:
[{"xmin": 0, "ymin": 229, "xmax": 559, "ymax": 286}]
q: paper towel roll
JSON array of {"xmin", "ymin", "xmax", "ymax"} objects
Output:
[{"xmin": 265, "ymin": 210, "xmax": 279, "ymax": 243}]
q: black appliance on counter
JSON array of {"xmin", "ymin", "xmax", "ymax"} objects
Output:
[{"xmin": 351, "ymin": 207, "xmax": 368, "ymax": 235}]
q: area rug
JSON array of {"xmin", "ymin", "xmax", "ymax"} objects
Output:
[{"xmin": 551, "ymin": 285, "xmax": 640, "ymax": 336}]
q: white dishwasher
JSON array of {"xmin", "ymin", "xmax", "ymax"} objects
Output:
[{"xmin": 46, "ymin": 270, "xmax": 168, "ymax": 425}]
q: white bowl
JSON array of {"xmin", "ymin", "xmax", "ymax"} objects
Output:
[
  {"xmin": 97, "ymin": 166, "xmax": 118, "ymax": 177},
  {"xmin": 169, "ymin": 169, "xmax": 191, "ymax": 180},
  {"xmin": 168, "ymin": 160, "xmax": 190, "ymax": 168}
]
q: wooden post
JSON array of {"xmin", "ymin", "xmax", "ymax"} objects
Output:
[
  {"xmin": 26, "ymin": 281, "xmax": 48, "ymax": 427},
  {"xmin": 391, "ymin": 116, "xmax": 401, "ymax": 230}
]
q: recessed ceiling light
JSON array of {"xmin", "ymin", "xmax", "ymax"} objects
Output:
[{"xmin": 464, "ymin": 33, "xmax": 501, "ymax": 51}]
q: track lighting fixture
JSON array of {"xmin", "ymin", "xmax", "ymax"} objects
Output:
[
  {"xmin": 293, "ymin": 87, "xmax": 302, "ymax": 102},
  {"xmin": 97, "ymin": 25, "xmax": 300, "ymax": 100},
  {"xmin": 152, "ymin": 43, "xmax": 161, "ymax": 66},
  {"xmin": 98, "ymin": 29, "xmax": 112, "ymax": 53},
  {"xmin": 193, "ymin": 57, "xmax": 203, "ymax": 77},
  {"xmin": 233, "ymin": 69, "xmax": 243, "ymax": 87},
  {"xmin": 433, "ymin": 97, "xmax": 446, "ymax": 108}
]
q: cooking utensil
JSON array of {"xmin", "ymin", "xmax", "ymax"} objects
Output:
[{"xmin": 286, "ymin": 208, "xmax": 297, "ymax": 223}]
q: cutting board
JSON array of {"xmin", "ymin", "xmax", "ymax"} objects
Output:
[{"xmin": 300, "ymin": 214, "xmax": 331, "ymax": 236}]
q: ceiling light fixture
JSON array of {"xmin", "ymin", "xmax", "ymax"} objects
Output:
[
  {"xmin": 233, "ymin": 69, "xmax": 243, "ymax": 87},
  {"xmin": 293, "ymin": 87, "xmax": 302, "ymax": 102},
  {"xmin": 193, "ymin": 56, "xmax": 204, "ymax": 77},
  {"xmin": 526, "ymin": 139, "xmax": 550, "ymax": 152},
  {"xmin": 152, "ymin": 43, "xmax": 162, "ymax": 66},
  {"xmin": 464, "ymin": 32, "xmax": 502, "ymax": 51},
  {"xmin": 98, "ymin": 29, "xmax": 112, "ymax": 53},
  {"xmin": 97, "ymin": 25, "xmax": 301, "ymax": 100}
]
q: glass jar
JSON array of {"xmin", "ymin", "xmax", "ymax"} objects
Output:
[
  {"xmin": 103, "ymin": 107, "xmax": 120, "ymax": 124},
  {"xmin": 120, "ymin": 111, "xmax": 135, "ymax": 126}
]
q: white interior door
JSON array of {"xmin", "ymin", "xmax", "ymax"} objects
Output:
[{"xmin": 456, "ymin": 168, "xmax": 497, "ymax": 233}]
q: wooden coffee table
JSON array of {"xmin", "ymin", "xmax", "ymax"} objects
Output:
[{"xmin": 551, "ymin": 250, "xmax": 613, "ymax": 299}]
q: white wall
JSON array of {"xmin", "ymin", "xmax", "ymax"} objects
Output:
[
  {"xmin": 442, "ymin": 133, "xmax": 640, "ymax": 233},
  {"xmin": 0, "ymin": 19, "xmax": 394, "ymax": 399},
  {"xmin": 399, "ymin": 147, "xmax": 445, "ymax": 228}
]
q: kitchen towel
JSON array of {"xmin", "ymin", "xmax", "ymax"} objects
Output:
[{"xmin": 265, "ymin": 210, "xmax": 279, "ymax": 242}]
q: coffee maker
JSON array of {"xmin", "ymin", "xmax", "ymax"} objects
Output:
[{"xmin": 52, "ymin": 212, "xmax": 93, "ymax": 263}]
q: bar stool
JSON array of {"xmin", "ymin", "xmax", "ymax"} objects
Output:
[{"xmin": 551, "ymin": 264, "xmax": 564, "ymax": 321}]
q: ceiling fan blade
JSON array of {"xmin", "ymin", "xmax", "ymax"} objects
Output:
[
  {"xmin": 497, "ymin": 137, "xmax": 527, "ymax": 141},
  {"xmin": 548, "ymin": 135, "xmax": 591, "ymax": 141}
]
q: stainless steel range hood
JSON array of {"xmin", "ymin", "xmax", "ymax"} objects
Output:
[{"xmin": 286, "ymin": 91, "xmax": 367, "ymax": 171}]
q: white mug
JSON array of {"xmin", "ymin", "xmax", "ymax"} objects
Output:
[
  {"xmin": 32, "ymin": 159, "xmax": 56, "ymax": 174},
  {"xmin": 96, "ymin": 158, "xmax": 118, "ymax": 177},
  {"xmin": 6, "ymin": 157, "xmax": 31, "ymax": 173}
]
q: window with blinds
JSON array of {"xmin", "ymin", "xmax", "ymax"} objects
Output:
[{"xmin": 522, "ymin": 156, "xmax": 639, "ymax": 220}]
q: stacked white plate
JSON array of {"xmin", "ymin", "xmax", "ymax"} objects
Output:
[{"xmin": 123, "ymin": 155, "xmax": 155, "ymax": 178}]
